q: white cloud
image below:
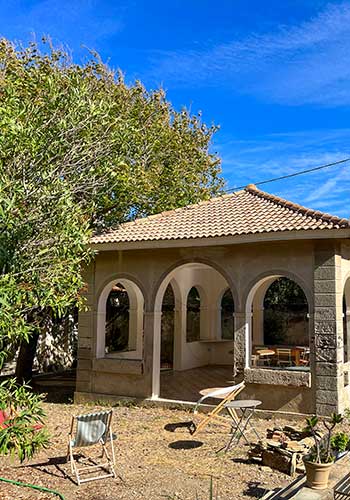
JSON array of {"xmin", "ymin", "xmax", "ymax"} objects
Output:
[
  {"xmin": 147, "ymin": 2, "xmax": 350, "ymax": 106},
  {"xmin": 217, "ymin": 128, "xmax": 350, "ymax": 217}
]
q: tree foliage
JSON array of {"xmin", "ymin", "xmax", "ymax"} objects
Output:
[
  {"xmin": 0, "ymin": 38, "xmax": 223, "ymax": 363},
  {"xmin": 0, "ymin": 379, "xmax": 49, "ymax": 462}
]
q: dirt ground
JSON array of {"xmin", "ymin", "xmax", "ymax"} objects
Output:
[{"xmin": 0, "ymin": 398, "xmax": 308, "ymax": 500}]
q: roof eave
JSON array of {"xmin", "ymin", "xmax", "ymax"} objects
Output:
[{"xmin": 90, "ymin": 228, "xmax": 350, "ymax": 252}]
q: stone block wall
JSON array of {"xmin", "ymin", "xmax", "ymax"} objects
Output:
[{"xmin": 314, "ymin": 243, "xmax": 344, "ymax": 415}]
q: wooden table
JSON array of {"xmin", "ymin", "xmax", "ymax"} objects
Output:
[{"xmin": 256, "ymin": 349, "xmax": 275, "ymax": 366}]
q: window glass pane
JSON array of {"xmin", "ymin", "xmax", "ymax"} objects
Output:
[
  {"xmin": 186, "ymin": 287, "xmax": 200, "ymax": 342},
  {"xmin": 105, "ymin": 283, "xmax": 130, "ymax": 353}
]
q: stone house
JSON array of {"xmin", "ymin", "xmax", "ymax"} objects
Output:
[{"xmin": 76, "ymin": 184, "xmax": 350, "ymax": 416}]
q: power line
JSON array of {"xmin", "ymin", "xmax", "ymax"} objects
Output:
[{"xmin": 225, "ymin": 157, "xmax": 350, "ymax": 193}]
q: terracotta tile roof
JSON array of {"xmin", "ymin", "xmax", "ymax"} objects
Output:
[{"xmin": 91, "ymin": 185, "xmax": 350, "ymax": 244}]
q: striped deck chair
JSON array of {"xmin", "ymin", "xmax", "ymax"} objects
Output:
[
  {"xmin": 67, "ymin": 410, "xmax": 116, "ymax": 485},
  {"xmin": 191, "ymin": 381, "xmax": 245, "ymax": 436}
]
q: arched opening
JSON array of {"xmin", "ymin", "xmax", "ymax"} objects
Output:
[
  {"xmin": 247, "ymin": 275, "xmax": 310, "ymax": 370},
  {"xmin": 263, "ymin": 278, "xmax": 309, "ymax": 347},
  {"xmin": 343, "ymin": 277, "xmax": 350, "ymax": 364},
  {"xmin": 221, "ymin": 288, "xmax": 235, "ymax": 340},
  {"xmin": 161, "ymin": 284, "xmax": 175, "ymax": 370},
  {"xmin": 105, "ymin": 283, "xmax": 130, "ymax": 354},
  {"xmin": 96, "ymin": 278, "xmax": 144, "ymax": 360},
  {"xmin": 186, "ymin": 287, "xmax": 201, "ymax": 342},
  {"xmin": 152, "ymin": 262, "xmax": 237, "ymax": 400}
]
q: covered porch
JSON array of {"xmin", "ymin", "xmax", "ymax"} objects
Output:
[{"xmin": 76, "ymin": 185, "xmax": 350, "ymax": 415}]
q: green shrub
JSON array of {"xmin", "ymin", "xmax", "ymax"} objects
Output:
[
  {"xmin": 331, "ymin": 432, "xmax": 350, "ymax": 453},
  {"xmin": 0, "ymin": 379, "xmax": 50, "ymax": 462}
]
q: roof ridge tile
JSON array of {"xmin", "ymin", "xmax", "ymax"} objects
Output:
[{"xmin": 244, "ymin": 185, "xmax": 349, "ymax": 227}]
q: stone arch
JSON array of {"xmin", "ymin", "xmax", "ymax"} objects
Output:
[
  {"xmin": 96, "ymin": 276, "xmax": 145, "ymax": 360},
  {"xmin": 151, "ymin": 257, "xmax": 239, "ymax": 313},
  {"xmin": 96, "ymin": 272, "xmax": 148, "ymax": 311},
  {"xmin": 151, "ymin": 261, "xmax": 236, "ymax": 398},
  {"xmin": 243, "ymin": 269, "xmax": 312, "ymax": 312},
  {"xmin": 243, "ymin": 270, "xmax": 311, "ymax": 369},
  {"xmin": 184, "ymin": 283, "xmax": 208, "ymax": 308},
  {"xmin": 343, "ymin": 276, "xmax": 350, "ymax": 363}
]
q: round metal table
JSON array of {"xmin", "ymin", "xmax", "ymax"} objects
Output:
[{"xmin": 223, "ymin": 399, "xmax": 262, "ymax": 452}]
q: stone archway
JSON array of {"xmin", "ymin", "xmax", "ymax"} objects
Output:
[{"xmin": 152, "ymin": 262, "xmax": 237, "ymax": 399}]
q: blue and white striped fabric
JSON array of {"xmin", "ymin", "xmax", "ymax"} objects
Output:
[{"xmin": 71, "ymin": 411, "xmax": 111, "ymax": 448}]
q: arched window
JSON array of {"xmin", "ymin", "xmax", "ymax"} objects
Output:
[
  {"xmin": 161, "ymin": 284, "xmax": 175, "ymax": 369},
  {"xmin": 97, "ymin": 278, "xmax": 144, "ymax": 359},
  {"xmin": 343, "ymin": 296, "xmax": 348, "ymax": 363},
  {"xmin": 221, "ymin": 289, "xmax": 234, "ymax": 340},
  {"xmin": 263, "ymin": 277, "xmax": 308, "ymax": 346},
  {"xmin": 343, "ymin": 277, "xmax": 350, "ymax": 364},
  {"xmin": 105, "ymin": 283, "xmax": 131, "ymax": 354},
  {"xmin": 186, "ymin": 287, "xmax": 201, "ymax": 342}
]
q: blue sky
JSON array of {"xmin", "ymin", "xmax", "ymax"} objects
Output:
[{"xmin": 1, "ymin": 0, "xmax": 350, "ymax": 216}]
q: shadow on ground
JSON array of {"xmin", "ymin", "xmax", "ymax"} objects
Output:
[
  {"xmin": 168, "ymin": 440, "xmax": 203, "ymax": 450},
  {"xmin": 20, "ymin": 455, "xmax": 74, "ymax": 483},
  {"xmin": 164, "ymin": 421, "xmax": 194, "ymax": 433},
  {"xmin": 242, "ymin": 481, "xmax": 271, "ymax": 498}
]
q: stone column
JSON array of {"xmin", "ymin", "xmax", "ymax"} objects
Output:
[
  {"xmin": 314, "ymin": 243, "xmax": 344, "ymax": 416},
  {"xmin": 143, "ymin": 310, "xmax": 162, "ymax": 398},
  {"xmin": 233, "ymin": 312, "xmax": 249, "ymax": 375}
]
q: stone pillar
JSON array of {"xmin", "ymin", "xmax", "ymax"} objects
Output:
[
  {"xmin": 314, "ymin": 243, "xmax": 344, "ymax": 416},
  {"xmin": 233, "ymin": 312, "xmax": 248, "ymax": 375},
  {"xmin": 144, "ymin": 310, "xmax": 162, "ymax": 398}
]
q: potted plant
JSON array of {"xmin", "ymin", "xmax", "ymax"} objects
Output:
[
  {"xmin": 331, "ymin": 431, "xmax": 350, "ymax": 459},
  {"xmin": 303, "ymin": 413, "xmax": 343, "ymax": 490}
]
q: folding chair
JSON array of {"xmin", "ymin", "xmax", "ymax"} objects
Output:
[
  {"xmin": 191, "ymin": 381, "xmax": 245, "ymax": 436},
  {"xmin": 67, "ymin": 410, "xmax": 116, "ymax": 485}
]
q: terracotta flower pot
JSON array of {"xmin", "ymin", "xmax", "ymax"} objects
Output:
[{"xmin": 303, "ymin": 459, "xmax": 334, "ymax": 490}]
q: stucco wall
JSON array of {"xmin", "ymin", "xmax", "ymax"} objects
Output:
[{"xmin": 75, "ymin": 237, "xmax": 347, "ymax": 414}]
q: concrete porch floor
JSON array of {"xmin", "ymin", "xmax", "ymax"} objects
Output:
[{"xmin": 159, "ymin": 364, "xmax": 235, "ymax": 402}]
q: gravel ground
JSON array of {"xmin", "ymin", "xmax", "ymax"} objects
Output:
[{"xmin": 0, "ymin": 402, "xmax": 304, "ymax": 500}]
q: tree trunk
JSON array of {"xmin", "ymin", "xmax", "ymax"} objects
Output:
[{"xmin": 15, "ymin": 332, "xmax": 39, "ymax": 384}]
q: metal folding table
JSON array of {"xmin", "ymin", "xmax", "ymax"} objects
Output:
[{"xmin": 224, "ymin": 399, "xmax": 262, "ymax": 452}]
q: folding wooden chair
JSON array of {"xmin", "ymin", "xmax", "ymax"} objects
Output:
[
  {"xmin": 276, "ymin": 348, "xmax": 292, "ymax": 367},
  {"xmin": 190, "ymin": 381, "xmax": 245, "ymax": 436},
  {"xmin": 67, "ymin": 410, "xmax": 116, "ymax": 485}
]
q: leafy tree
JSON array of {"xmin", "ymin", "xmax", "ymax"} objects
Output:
[{"xmin": 0, "ymin": 38, "xmax": 223, "ymax": 379}]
